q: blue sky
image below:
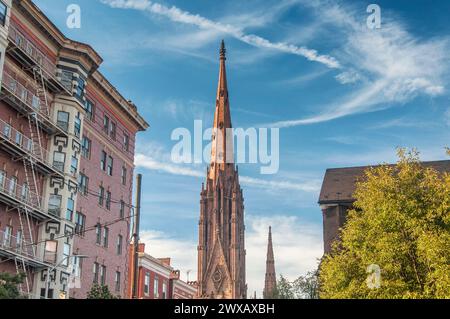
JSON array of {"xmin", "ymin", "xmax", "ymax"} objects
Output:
[{"xmin": 35, "ymin": 0, "xmax": 450, "ymax": 296}]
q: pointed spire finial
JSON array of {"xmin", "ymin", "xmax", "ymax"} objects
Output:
[{"xmin": 220, "ymin": 39, "xmax": 226, "ymax": 60}]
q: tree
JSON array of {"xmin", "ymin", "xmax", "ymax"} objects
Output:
[
  {"xmin": 320, "ymin": 149, "xmax": 450, "ymax": 299},
  {"xmin": 0, "ymin": 272, "xmax": 26, "ymax": 299},
  {"xmin": 293, "ymin": 270, "xmax": 320, "ymax": 299},
  {"xmin": 271, "ymin": 271, "xmax": 319, "ymax": 299},
  {"xmin": 87, "ymin": 284, "xmax": 118, "ymax": 299},
  {"xmin": 273, "ymin": 275, "xmax": 294, "ymax": 299}
]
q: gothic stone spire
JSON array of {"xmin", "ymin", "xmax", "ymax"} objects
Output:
[
  {"xmin": 198, "ymin": 42, "xmax": 246, "ymax": 299},
  {"xmin": 263, "ymin": 226, "xmax": 277, "ymax": 299},
  {"xmin": 209, "ymin": 40, "xmax": 234, "ymax": 181}
]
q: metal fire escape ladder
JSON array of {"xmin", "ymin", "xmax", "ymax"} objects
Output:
[
  {"xmin": 32, "ymin": 66, "xmax": 50, "ymax": 117},
  {"xmin": 14, "ymin": 256, "xmax": 31, "ymax": 296}
]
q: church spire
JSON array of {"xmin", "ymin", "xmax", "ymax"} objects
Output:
[
  {"xmin": 264, "ymin": 226, "xmax": 277, "ymax": 299},
  {"xmin": 209, "ymin": 40, "xmax": 234, "ymax": 180}
]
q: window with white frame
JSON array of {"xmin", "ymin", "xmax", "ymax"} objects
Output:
[
  {"xmin": 53, "ymin": 151, "xmax": 66, "ymax": 172},
  {"xmin": 154, "ymin": 276, "xmax": 159, "ymax": 298},
  {"xmin": 70, "ymin": 156, "xmax": 78, "ymax": 174},
  {"xmin": 0, "ymin": 1, "xmax": 7, "ymax": 26},
  {"xmin": 144, "ymin": 272, "xmax": 150, "ymax": 295},
  {"xmin": 115, "ymin": 271, "xmax": 121, "ymax": 292},
  {"xmin": 57, "ymin": 111, "xmax": 69, "ymax": 132},
  {"xmin": 107, "ymin": 156, "xmax": 113, "ymax": 176},
  {"xmin": 48, "ymin": 194, "xmax": 62, "ymax": 216},
  {"xmin": 66, "ymin": 197, "xmax": 74, "ymax": 221},
  {"xmin": 62, "ymin": 243, "xmax": 71, "ymax": 266}
]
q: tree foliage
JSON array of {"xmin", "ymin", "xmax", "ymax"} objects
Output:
[
  {"xmin": 86, "ymin": 284, "xmax": 118, "ymax": 299},
  {"xmin": 0, "ymin": 272, "xmax": 26, "ymax": 299},
  {"xmin": 272, "ymin": 271, "xmax": 319, "ymax": 299},
  {"xmin": 320, "ymin": 149, "xmax": 450, "ymax": 299}
]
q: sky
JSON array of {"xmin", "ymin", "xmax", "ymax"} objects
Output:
[{"xmin": 35, "ymin": 0, "xmax": 450, "ymax": 297}]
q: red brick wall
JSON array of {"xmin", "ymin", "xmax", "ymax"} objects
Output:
[{"xmin": 71, "ymin": 91, "xmax": 137, "ymax": 298}]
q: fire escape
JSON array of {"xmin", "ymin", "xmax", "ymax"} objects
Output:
[{"xmin": 0, "ymin": 22, "xmax": 71, "ymax": 297}]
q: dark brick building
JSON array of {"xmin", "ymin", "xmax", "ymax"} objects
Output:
[{"xmin": 319, "ymin": 160, "xmax": 450, "ymax": 254}]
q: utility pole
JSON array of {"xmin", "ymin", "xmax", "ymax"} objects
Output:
[{"xmin": 132, "ymin": 174, "xmax": 142, "ymax": 299}]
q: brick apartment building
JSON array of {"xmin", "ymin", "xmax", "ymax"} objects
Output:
[
  {"xmin": 0, "ymin": 0, "xmax": 148, "ymax": 299},
  {"xmin": 128, "ymin": 243, "xmax": 197, "ymax": 299}
]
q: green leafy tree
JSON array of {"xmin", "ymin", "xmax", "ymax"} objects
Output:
[
  {"xmin": 320, "ymin": 149, "xmax": 450, "ymax": 299},
  {"xmin": 273, "ymin": 275, "xmax": 295, "ymax": 299},
  {"xmin": 87, "ymin": 284, "xmax": 118, "ymax": 299},
  {"xmin": 0, "ymin": 272, "xmax": 26, "ymax": 299},
  {"xmin": 293, "ymin": 270, "xmax": 320, "ymax": 299}
]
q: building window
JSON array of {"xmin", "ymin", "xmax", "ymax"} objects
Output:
[
  {"xmin": 0, "ymin": 170, "xmax": 5, "ymax": 188},
  {"xmin": 102, "ymin": 227, "xmax": 109, "ymax": 248},
  {"xmin": 60, "ymin": 71, "xmax": 73, "ymax": 91},
  {"xmin": 78, "ymin": 173, "xmax": 89, "ymax": 196},
  {"xmin": 48, "ymin": 194, "xmax": 62, "ymax": 216},
  {"xmin": 93, "ymin": 262, "xmax": 99, "ymax": 283},
  {"xmin": 66, "ymin": 197, "xmax": 74, "ymax": 221},
  {"xmin": 154, "ymin": 276, "xmax": 159, "ymax": 298},
  {"xmin": 95, "ymin": 224, "xmax": 101, "ymax": 245},
  {"xmin": 70, "ymin": 156, "xmax": 78, "ymax": 174},
  {"xmin": 115, "ymin": 272, "xmax": 121, "ymax": 292},
  {"xmin": 3, "ymin": 225, "xmax": 12, "ymax": 247},
  {"xmin": 162, "ymin": 282, "xmax": 167, "ymax": 299},
  {"xmin": 72, "ymin": 256, "xmax": 82, "ymax": 277},
  {"xmin": 15, "ymin": 131, "xmax": 23, "ymax": 146},
  {"xmin": 0, "ymin": 1, "xmax": 7, "ymax": 26},
  {"xmin": 75, "ymin": 212, "xmax": 86, "ymax": 235},
  {"xmin": 81, "ymin": 136, "xmax": 91, "ymax": 159},
  {"xmin": 100, "ymin": 151, "xmax": 107, "ymax": 171},
  {"xmin": 2, "ymin": 123, "xmax": 10, "ymax": 138},
  {"xmin": 100, "ymin": 265, "xmax": 106, "ymax": 285},
  {"xmin": 8, "ymin": 176, "xmax": 17, "ymax": 195},
  {"xmin": 85, "ymin": 100, "xmax": 95, "ymax": 121},
  {"xmin": 74, "ymin": 116, "xmax": 81, "ymax": 138},
  {"xmin": 15, "ymin": 230, "xmax": 22, "ymax": 251},
  {"xmin": 76, "ymin": 77, "xmax": 85, "ymax": 99},
  {"xmin": 144, "ymin": 272, "xmax": 150, "ymax": 296},
  {"xmin": 62, "ymin": 243, "xmax": 70, "ymax": 267},
  {"xmin": 119, "ymin": 200, "xmax": 125, "ymax": 218},
  {"xmin": 44, "ymin": 240, "xmax": 58, "ymax": 264},
  {"xmin": 57, "ymin": 111, "xmax": 69, "ymax": 132},
  {"xmin": 123, "ymin": 133, "xmax": 129, "ymax": 151},
  {"xmin": 110, "ymin": 122, "xmax": 116, "ymax": 140},
  {"xmin": 121, "ymin": 166, "xmax": 127, "ymax": 185},
  {"xmin": 98, "ymin": 186, "xmax": 104, "ymax": 206},
  {"xmin": 116, "ymin": 235, "xmax": 123, "ymax": 255},
  {"xmin": 32, "ymin": 95, "xmax": 40, "ymax": 110},
  {"xmin": 53, "ymin": 151, "xmax": 66, "ymax": 172},
  {"xmin": 103, "ymin": 115, "xmax": 109, "ymax": 134},
  {"xmin": 21, "ymin": 183, "xmax": 29, "ymax": 201},
  {"xmin": 106, "ymin": 191, "xmax": 111, "ymax": 210},
  {"xmin": 107, "ymin": 156, "xmax": 113, "ymax": 176}
]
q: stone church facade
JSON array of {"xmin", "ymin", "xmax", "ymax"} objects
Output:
[{"xmin": 197, "ymin": 41, "xmax": 247, "ymax": 299}]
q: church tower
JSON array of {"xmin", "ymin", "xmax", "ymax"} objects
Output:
[
  {"xmin": 263, "ymin": 226, "xmax": 277, "ymax": 299},
  {"xmin": 197, "ymin": 41, "xmax": 247, "ymax": 299}
]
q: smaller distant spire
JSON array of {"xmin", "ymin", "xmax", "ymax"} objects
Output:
[{"xmin": 264, "ymin": 226, "xmax": 276, "ymax": 299}]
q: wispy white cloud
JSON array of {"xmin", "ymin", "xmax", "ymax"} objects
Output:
[
  {"xmin": 140, "ymin": 214, "xmax": 323, "ymax": 297},
  {"xmin": 369, "ymin": 117, "xmax": 441, "ymax": 130},
  {"xmin": 335, "ymin": 69, "xmax": 362, "ymax": 84},
  {"xmin": 100, "ymin": 0, "xmax": 340, "ymax": 68},
  {"xmin": 134, "ymin": 153, "xmax": 321, "ymax": 192},
  {"xmin": 267, "ymin": 1, "xmax": 450, "ymax": 128}
]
